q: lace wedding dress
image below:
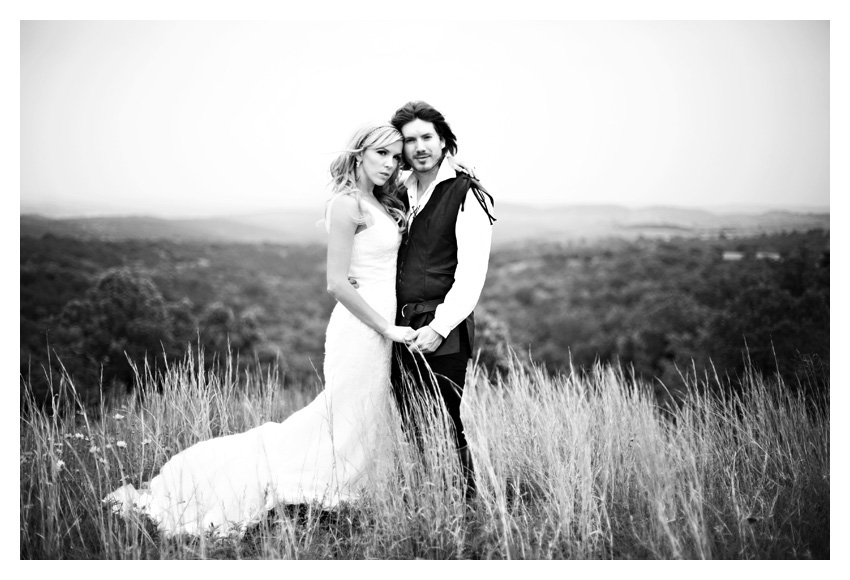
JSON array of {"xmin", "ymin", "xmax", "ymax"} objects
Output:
[{"xmin": 104, "ymin": 198, "xmax": 401, "ymax": 537}]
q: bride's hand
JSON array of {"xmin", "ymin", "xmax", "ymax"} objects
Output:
[
  {"xmin": 383, "ymin": 324, "xmax": 416, "ymax": 344},
  {"xmin": 446, "ymin": 154, "xmax": 478, "ymax": 180}
]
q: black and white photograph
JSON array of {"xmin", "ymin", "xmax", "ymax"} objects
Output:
[{"xmin": 17, "ymin": 3, "xmax": 836, "ymax": 562}]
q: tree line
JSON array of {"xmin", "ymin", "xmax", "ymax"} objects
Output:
[
  {"xmin": 20, "ymin": 230, "xmax": 828, "ymax": 408},
  {"xmin": 482, "ymin": 230, "xmax": 829, "ymax": 402}
]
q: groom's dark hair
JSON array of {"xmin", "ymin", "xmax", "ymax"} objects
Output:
[{"xmin": 390, "ymin": 101, "xmax": 458, "ymax": 168}]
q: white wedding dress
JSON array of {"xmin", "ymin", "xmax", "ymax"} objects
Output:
[{"xmin": 104, "ymin": 198, "xmax": 401, "ymax": 537}]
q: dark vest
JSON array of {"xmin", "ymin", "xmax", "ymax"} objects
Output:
[{"xmin": 396, "ymin": 174, "xmax": 477, "ymax": 358}]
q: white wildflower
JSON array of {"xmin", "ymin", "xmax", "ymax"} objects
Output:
[
  {"xmin": 89, "ymin": 445, "xmax": 99, "ymax": 454},
  {"xmin": 56, "ymin": 460, "xmax": 66, "ymax": 471},
  {"xmin": 104, "ymin": 443, "xmax": 113, "ymax": 449},
  {"xmin": 74, "ymin": 433, "xmax": 84, "ymax": 439},
  {"xmin": 114, "ymin": 413, "xmax": 125, "ymax": 420},
  {"xmin": 141, "ymin": 438, "xmax": 152, "ymax": 445},
  {"xmin": 116, "ymin": 441, "xmax": 127, "ymax": 448}
]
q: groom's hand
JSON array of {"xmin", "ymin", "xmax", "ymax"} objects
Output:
[{"xmin": 412, "ymin": 326, "xmax": 444, "ymax": 354}]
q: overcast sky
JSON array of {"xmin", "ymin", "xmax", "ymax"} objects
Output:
[{"xmin": 20, "ymin": 19, "xmax": 829, "ymax": 218}]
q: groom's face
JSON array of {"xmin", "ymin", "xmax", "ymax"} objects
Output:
[{"xmin": 400, "ymin": 118, "xmax": 446, "ymax": 174}]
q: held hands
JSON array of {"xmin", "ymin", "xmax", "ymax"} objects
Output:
[
  {"xmin": 409, "ymin": 326, "xmax": 444, "ymax": 354},
  {"xmin": 381, "ymin": 324, "xmax": 444, "ymax": 353},
  {"xmin": 384, "ymin": 324, "xmax": 416, "ymax": 344}
]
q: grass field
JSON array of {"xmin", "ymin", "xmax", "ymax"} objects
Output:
[{"xmin": 20, "ymin": 351, "xmax": 829, "ymax": 559}]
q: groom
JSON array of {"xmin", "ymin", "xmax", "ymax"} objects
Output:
[{"xmin": 389, "ymin": 101, "xmax": 495, "ymax": 498}]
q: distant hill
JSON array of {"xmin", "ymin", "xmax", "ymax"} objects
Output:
[
  {"xmin": 484, "ymin": 204, "xmax": 829, "ymax": 244},
  {"xmin": 20, "ymin": 211, "xmax": 327, "ymax": 245},
  {"xmin": 20, "ymin": 205, "xmax": 829, "ymax": 246}
]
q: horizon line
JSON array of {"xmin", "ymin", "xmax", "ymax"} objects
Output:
[{"xmin": 20, "ymin": 201, "xmax": 831, "ymax": 221}]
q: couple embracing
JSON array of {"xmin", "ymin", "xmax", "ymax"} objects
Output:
[{"xmin": 105, "ymin": 101, "xmax": 495, "ymax": 537}]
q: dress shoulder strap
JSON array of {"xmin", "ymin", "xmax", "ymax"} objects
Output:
[{"xmin": 324, "ymin": 192, "xmax": 374, "ymax": 233}]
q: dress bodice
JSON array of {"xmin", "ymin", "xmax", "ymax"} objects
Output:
[{"xmin": 327, "ymin": 196, "xmax": 401, "ymax": 289}]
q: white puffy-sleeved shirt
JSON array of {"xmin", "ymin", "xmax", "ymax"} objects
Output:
[{"xmin": 402, "ymin": 160, "xmax": 493, "ymax": 339}]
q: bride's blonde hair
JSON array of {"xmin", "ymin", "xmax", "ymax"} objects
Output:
[{"xmin": 327, "ymin": 123, "xmax": 407, "ymax": 231}]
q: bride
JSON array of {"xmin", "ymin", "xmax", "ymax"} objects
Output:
[{"xmin": 104, "ymin": 123, "xmax": 415, "ymax": 537}]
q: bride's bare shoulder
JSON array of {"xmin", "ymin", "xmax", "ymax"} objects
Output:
[{"xmin": 326, "ymin": 193, "xmax": 372, "ymax": 230}]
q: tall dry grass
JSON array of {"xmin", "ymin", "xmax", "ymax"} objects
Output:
[{"xmin": 20, "ymin": 350, "xmax": 828, "ymax": 559}]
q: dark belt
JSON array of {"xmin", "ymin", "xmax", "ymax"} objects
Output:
[{"xmin": 399, "ymin": 298, "xmax": 443, "ymax": 324}]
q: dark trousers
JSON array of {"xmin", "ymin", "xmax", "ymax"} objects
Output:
[{"xmin": 391, "ymin": 329, "xmax": 475, "ymax": 497}]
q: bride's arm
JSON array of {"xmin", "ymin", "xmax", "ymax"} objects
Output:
[
  {"xmin": 446, "ymin": 154, "xmax": 478, "ymax": 180},
  {"xmin": 326, "ymin": 195, "xmax": 413, "ymax": 344}
]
